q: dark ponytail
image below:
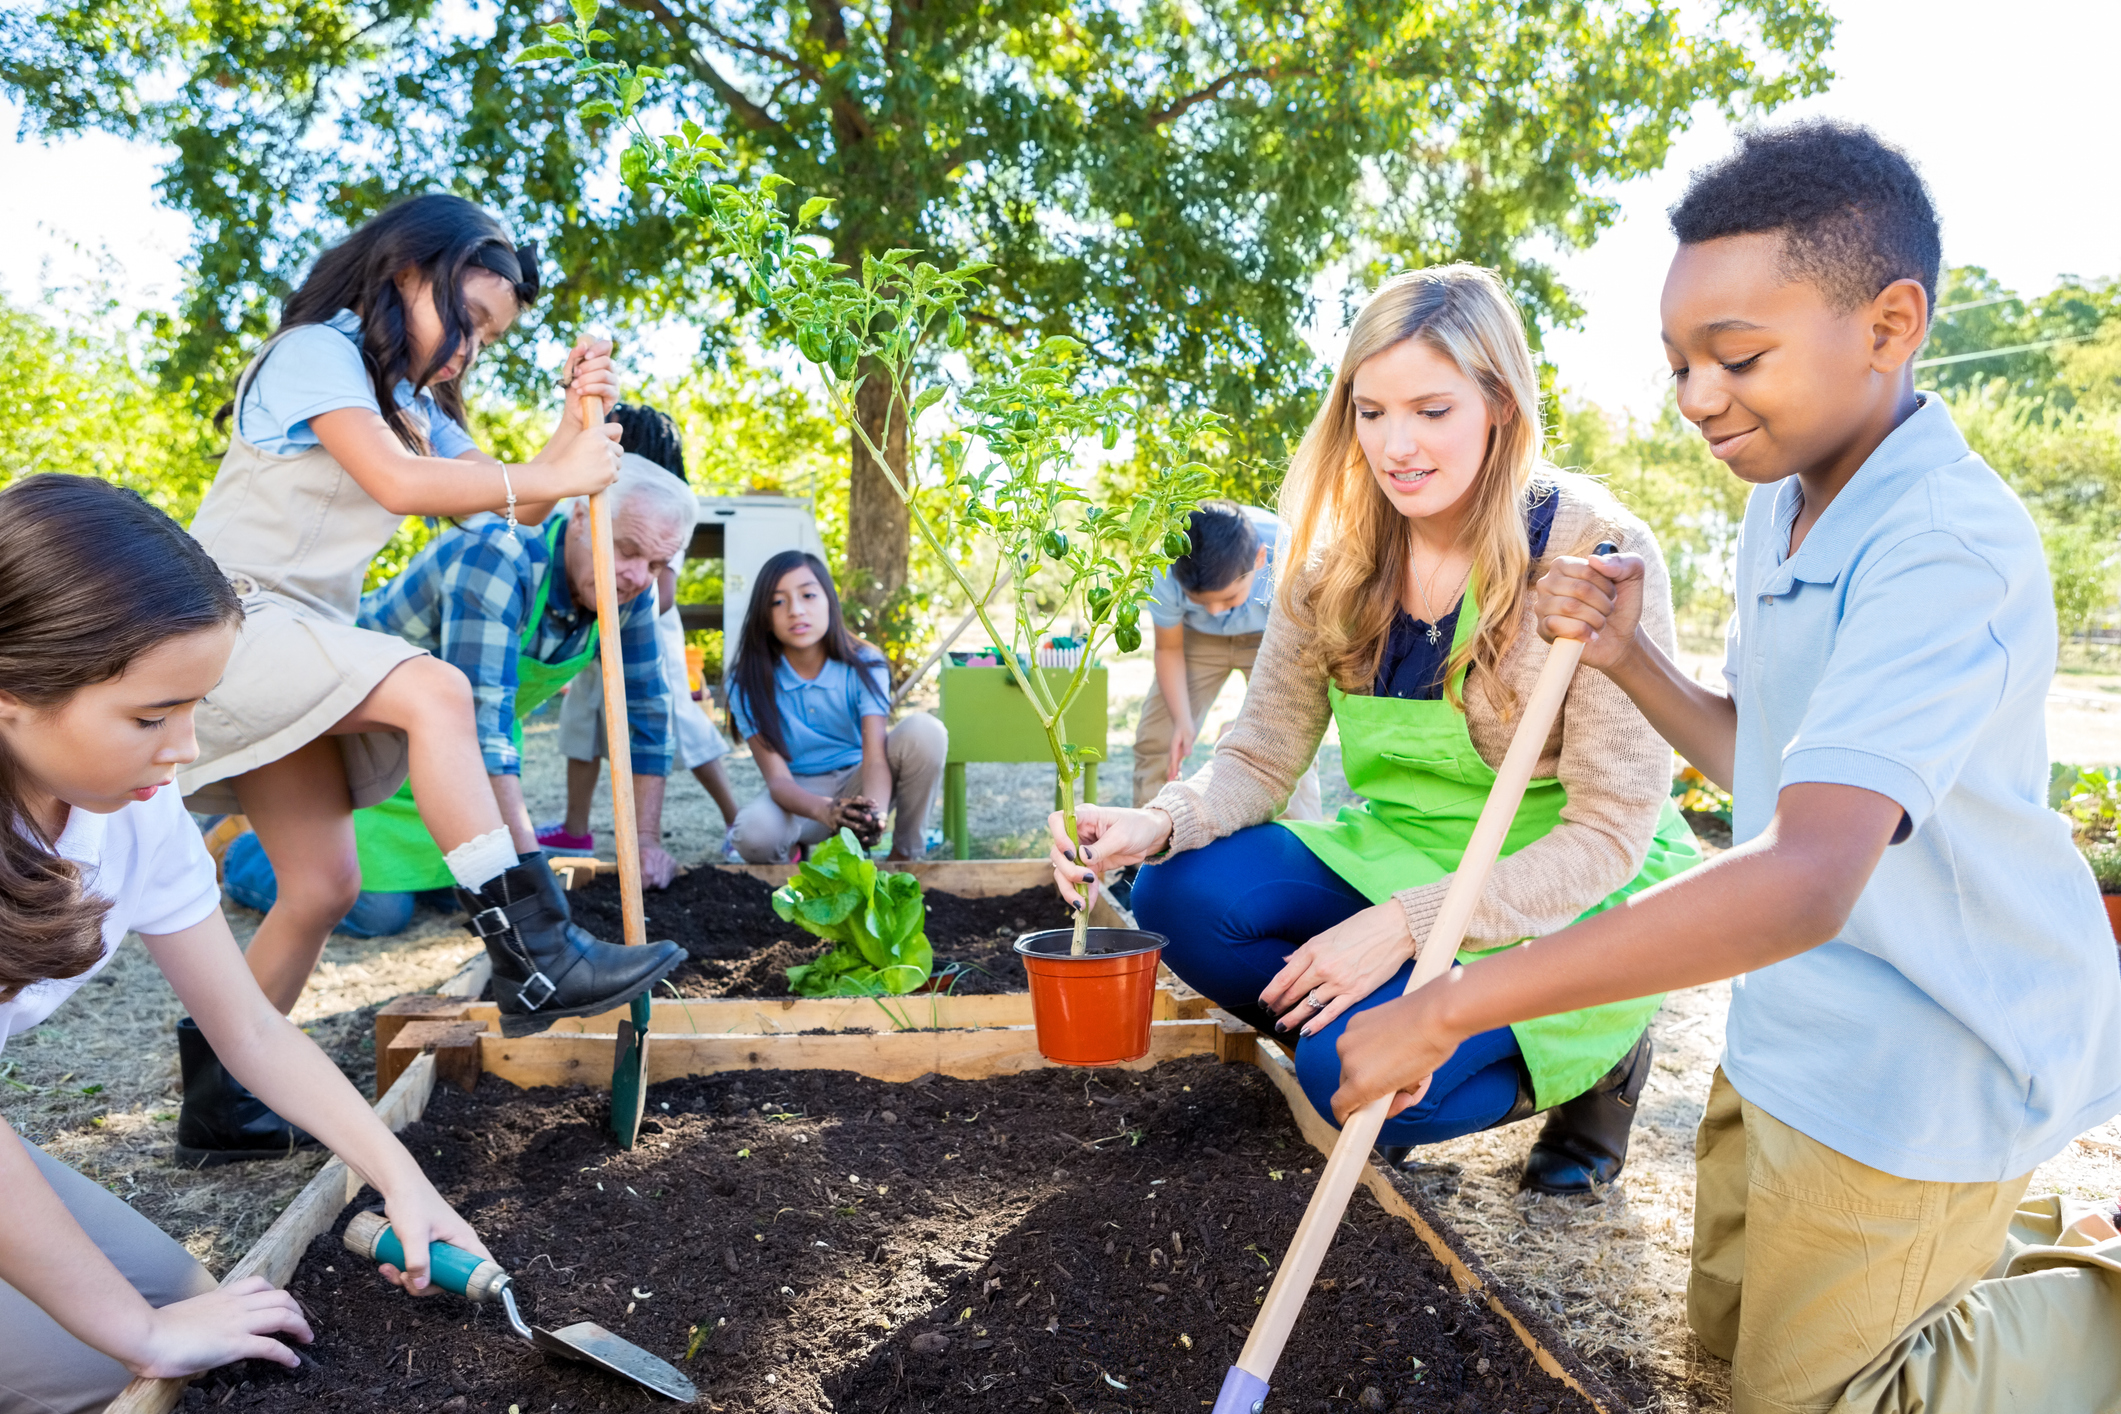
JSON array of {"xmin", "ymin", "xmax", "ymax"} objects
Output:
[
  {"xmin": 0, "ymin": 475, "xmax": 244, "ymax": 1001},
  {"xmin": 222, "ymin": 193, "xmax": 539, "ymax": 453},
  {"xmin": 730, "ymin": 551, "xmax": 881, "ymax": 762}
]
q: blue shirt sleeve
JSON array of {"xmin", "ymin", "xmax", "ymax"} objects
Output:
[
  {"xmin": 850, "ymin": 654, "xmax": 891, "ymax": 723},
  {"xmin": 618, "ymin": 591, "xmax": 671, "ymax": 777},
  {"xmin": 728, "ymin": 677, "xmax": 759, "ymax": 744},
  {"xmin": 237, "ymin": 324, "xmax": 379, "ymax": 454},
  {"xmin": 1777, "ymin": 529, "xmax": 2012, "ymax": 836},
  {"xmin": 1145, "ymin": 568, "xmax": 1186, "ymax": 629},
  {"xmin": 430, "ymin": 413, "xmax": 478, "ymax": 460}
]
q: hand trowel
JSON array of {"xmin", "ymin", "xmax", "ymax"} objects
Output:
[{"xmin": 344, "ymin": 1211, "xmax": 696, "ymax": 1402}]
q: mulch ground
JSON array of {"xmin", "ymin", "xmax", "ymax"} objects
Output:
[
  {"xmin": 568, "ymin": 868, "xmax": 1067, "ymax": 997},
  {"xmin": 191, "ymin": 1056, "xmax": 1608, "ymax": 1413}
]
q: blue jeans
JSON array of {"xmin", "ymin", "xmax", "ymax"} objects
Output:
[
  {"xmin": 1133, "ymin": 824, "xmax": 1526, "ymax": 1147},
  {"xmin": 221, "ymin": 831, "xmax": 451, "ymax": 939}
]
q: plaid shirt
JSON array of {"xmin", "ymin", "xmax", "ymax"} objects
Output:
[{"xmin": 358, "ymin": 510, "xmax": 669, "ymax": 777}]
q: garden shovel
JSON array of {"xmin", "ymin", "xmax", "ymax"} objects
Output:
[
  {"xmin": 580, "ymin": 380, "xmax": 655, "ymax": 1149},
  {"xmin": 1210, "ymin": 544, "xmax": 1619, "ymax": 1414},
  {"xmin": 343, "ymin": 1212, "xmax": 696, "ymax": 1401}
]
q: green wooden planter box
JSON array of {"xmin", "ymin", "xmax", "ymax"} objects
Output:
[{"xmin": 938, "ymin": 664, "xmax": 1107, "ymax": 859}]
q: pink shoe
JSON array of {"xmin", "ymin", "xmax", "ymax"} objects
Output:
[{"xmin": 536, "ymin": 823, "xmax": 595, "ymax": 853}]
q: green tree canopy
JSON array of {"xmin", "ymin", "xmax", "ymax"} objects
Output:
[{"xmin": 3, "ymin": 0, "xmax": 1833, "ymax": 606}]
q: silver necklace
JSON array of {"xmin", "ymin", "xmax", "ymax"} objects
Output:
[{"xmin": 1410, "ymin": 551, "xmax": 1472, "ymax": 646}]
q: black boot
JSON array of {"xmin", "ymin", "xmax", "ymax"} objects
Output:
[
  {"xmin": 174, "ymin": 1018, "xmax": 318, "ymax": 1168},
  {"xmin": 457, "ymin": 850, "xmax": 685, "ymax": 1039},
  {"xmin": 1519, "ymin": 1030, "xmax": 1653, "ymax": 1195}
]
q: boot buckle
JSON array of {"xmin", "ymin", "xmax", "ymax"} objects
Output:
[
  {"xmin": 468, "ymin": 906, "xmax": 513, "ymax": 939},
  {"xmin": 518, "ymin": 970, "xmax": 557, "ymax": 1010}
]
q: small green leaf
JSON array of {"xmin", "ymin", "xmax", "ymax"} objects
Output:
[
  {"xmin": 913, "ymin": 385, "xmax": 947, "ymax": 415},
  {"xmin": 570, "ymin": 0, "xmax": 600, "ymax": 27},
  {"xmin": 798, "ymin": 196, "xmax": 832, "ymax": 226},
  {"xmin": 577, "ymin": 99, "xmax": 619, "ymax": 119},
  {"xmin": 509, "ymin": 42, "xmax": 572, "ymax": 64}
]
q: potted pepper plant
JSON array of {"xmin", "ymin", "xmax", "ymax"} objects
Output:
[
  {"xmin": 2060, "ymin": 765, "xmax": 2121, "ymax": 946},
  {"xmin": 518, "ymin": 9, "xmax": 1220, "ymax": 1061}
]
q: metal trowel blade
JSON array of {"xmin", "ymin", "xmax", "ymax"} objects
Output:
[{"xmin": 533, "ymin": 1321, "xmax": 697, "ymax": 1402}]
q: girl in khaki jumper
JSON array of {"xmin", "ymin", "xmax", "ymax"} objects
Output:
[
  {"xmin": 177, "ymin": 195, "xmax": 680, "ymax": 1164},
  {"xmin": 1050, "ymin": 266, "xmax": 1700, "ymax": 1192}
]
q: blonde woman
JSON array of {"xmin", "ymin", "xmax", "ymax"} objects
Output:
[{"xmin": 1048, "ymin": 266, "xmax": 1700, "ymax": 1191}]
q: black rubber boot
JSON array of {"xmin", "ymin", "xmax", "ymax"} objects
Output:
[
  {"xmin": 1378, "ymin": 1054, "xmax": 1538, "ymax": 1172},
  {"xmin": 1519, "ymin": 1029, "xmax": 1653, "ymax": 1195},
  {"xmin": 173, "ymin": 1018, "xmax": 318, "ymax": 1168},
  {"xmin": 457, "ymin": 850, "xmax": 685, "ymax": 1039}
]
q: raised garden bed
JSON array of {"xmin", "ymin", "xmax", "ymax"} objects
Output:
[
  {"xmin": 182, "ymin": 1057, "xmax": 1609, "ymax": 1413},
  {"xmin": 561, "ymin": 860, "xmax": 1071, "ymax": 997}
]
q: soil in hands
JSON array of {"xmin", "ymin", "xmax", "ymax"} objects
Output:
[
  {"xmin": 193, "ymin": 1057, "xmax": 1602, "ymax": 1413},
  {"xmin": 568, "ymin": 868, "xmax": 1067, "ymax": 996}
]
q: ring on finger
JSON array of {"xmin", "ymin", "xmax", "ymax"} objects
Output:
[{"xmin": 1304, "ymin": 989, "xmax": 1328, "ymax": 1011}]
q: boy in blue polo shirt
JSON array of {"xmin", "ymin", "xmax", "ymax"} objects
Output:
[
  {"xmin": 1334, "ymin": 121, "xmax": 2121, "ymax": 1411},
  {"xmin": 1134, "ymin": 502, "xmax": 1321, "ymax": 819}
]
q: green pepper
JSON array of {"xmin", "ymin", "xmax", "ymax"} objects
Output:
[
  {"xmin": 1162, "ymin": 529, "xmax": 1191, "ymax": 558},
  {"xmin": 1086, "ymin": 585, "xmax": 1113, "ymax": 616},
  {"xmin": 947, "ymin": 311, "xmax": 967, "ymax": 347},
  {"xmin": 797, "ymin": 327, "xmax": 829, "ymax": 364},
  {"xmin": 1041, "ymin": 529, "xmax": 1069, "ymax": 560},
  {"xmin": 1114, "ymin": 623, "xmax": 1142, "ymax": 653},
  {"xmin": 830, "ymin": 334, "xmax": 859, "ymax": 379},
  {"xmin": 1101, "ymin": 422, "xmax": 1119, "ymax": 451}
]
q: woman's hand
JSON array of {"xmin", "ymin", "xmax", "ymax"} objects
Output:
[
  {"xmin": 1259, "ymin": 901, "xmax": 1417, "ymax": 1036},
  {"xmin": 374, "ymin": 1182, "xmax": 491, "ymax": 1297},
  {"xmin": 556, "ymin": 337, "xmax": 620, "ymax": 439},
  {"xmin": 1045, "ymin": 805, "xmax": 1173, "ymax": 909},
  {"xmin": 1331, "ymin": 988, "xmax": 1466, "ymax": 1124},
  {"xmin": 126, "ymin": 1276, "xmax": 312, "ymax": 1377},
  {"xmin": 1533, "ymin": 551, "xmax": 1646, "ymax": 675}
]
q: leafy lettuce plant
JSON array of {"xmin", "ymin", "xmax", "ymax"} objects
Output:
[{"xmin": 773, "ymin": 830, "xmax": 933, "ymax": 996}]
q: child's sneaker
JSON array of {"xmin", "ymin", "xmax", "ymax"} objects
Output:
[
  {"xmin": 536, "ymin": 822, "xmax": 595, "ymax": 853},
  {"xmin": 719, "ymin": 825, "xmax": 743, "ymax": 864}
]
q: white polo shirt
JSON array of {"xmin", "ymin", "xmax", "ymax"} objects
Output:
[
  {"xmin": 0, "ymin": 787, "xmax": 221, "ymax": 1059},
  {"xmin": 1721, "ymin": 393, "xmax": 2121, "ymax": 1182}
]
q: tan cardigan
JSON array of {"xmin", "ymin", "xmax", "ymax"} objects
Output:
[{"xmin": 1148, "ymin": 471, "xmax": 1679, "ymax": 952}]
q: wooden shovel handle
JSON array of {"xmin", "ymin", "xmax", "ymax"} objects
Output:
[
  {"xmin": 1233, "ymin": 633, "xmax": 1589, "ymax": 1385},
  {"xmin": 582, "ymin": 392, "xmax": 647, "ymax": 951}
]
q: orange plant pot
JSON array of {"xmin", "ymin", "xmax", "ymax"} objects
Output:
[
  {"xmin": 2105, "ymin": 894, "xmax": 2121, "ymax": 949},
  {"xmin": 1015, "ymin": 928, "xmax": 1167, "ymax": 1067},
  {"xmin": 684, "ymin": 644, "xmax": 708, "ymax": 694}
]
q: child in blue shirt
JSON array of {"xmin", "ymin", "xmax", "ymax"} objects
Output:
[
  {"xmin": 726, "ymin": 551, "xmax": 946, "ymax": 863},
  {"xmin": 1335, "ymin": 121, "xmax": 2121, "ymax": 1412}
]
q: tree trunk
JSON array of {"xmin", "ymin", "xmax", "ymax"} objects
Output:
[{"xmin": 847, "ymin": 354, "xmax": 911, "ymax": 613}]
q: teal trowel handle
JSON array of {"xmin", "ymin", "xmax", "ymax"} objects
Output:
[{"xmin": 343, "ymin": 1210, "xmax": 511, "ymax": 1303}]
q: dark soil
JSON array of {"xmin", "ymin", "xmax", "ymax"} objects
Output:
[
  {"xmin": 1680, "ymin": 809, "xmax": 1731, "ymax": 851},
  {"xmin": 193, "ymin": 1057, "xmax": 1611, "ymax": 1414},
  {"xmin": 569, "ymin": 868, "xmax": 1069, "ymax": 997}
]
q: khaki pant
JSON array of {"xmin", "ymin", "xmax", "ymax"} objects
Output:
[
  {"xmin": 1133, "ymin": 628, "xmax": 1322, "ymax": 820},
  {"xmin": 732, "ymin": 712, "xmax": 946, "ymax": 863},
  {"xmin": 0, "ymin": 1141, "xmax": 217, "ymax": 1414},
  {"xmin": 1690, "ymin": 1068, "xmax": 2121, "ymax": 1414}
]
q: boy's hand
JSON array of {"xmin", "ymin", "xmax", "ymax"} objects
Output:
[
  {"xmin": 128, "ymin": 1276, "xmax": 312, "ymax": 1377},
  {"xmin": 1534, "ymin": 551, "xmax": 1645, "ymax": 674},
  {"xmin": 1331, "ymin": 990, "xmax": 1465, "ymax": 1124},
  {"xmin": 1166, "ymin": 723, "xmax": 1196, "ymax": 782},
  {"xmin": 375, "ymin": 1186, "xmax": 491, "ymax": 1297},
  {"xmin": 1047, "ymin": 804, "xmax": 1173, "ymax": 908}
]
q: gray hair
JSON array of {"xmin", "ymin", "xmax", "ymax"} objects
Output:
[{"xmin": 608, "ymin": 452, "xmax": 699, "ymax": 543}]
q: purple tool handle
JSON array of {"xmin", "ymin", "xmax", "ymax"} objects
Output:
[{"xmin": 1212, "ymin": 1365, "xmax": 1270, "ymax": 1414}]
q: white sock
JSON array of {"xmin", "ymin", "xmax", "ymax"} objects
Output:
[{"xmin": 444, "ymin": 827, "xmax": 520, "ymax": 892}]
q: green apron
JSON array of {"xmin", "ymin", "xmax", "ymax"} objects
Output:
[
  {"xmin": 1279, "ymin": 579, "xmax": 1701, "ymax": 1109},
  {"xmin": 353, "ymin": 519, "xmax": 601, "ymax": 893}
]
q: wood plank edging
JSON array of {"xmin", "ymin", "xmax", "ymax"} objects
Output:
[
  {"xmin": 106, "ymin": 1053, "xmax": 443, "ymax": 1414},
  {"xmin": 1241, "ymin": 1038, "xmax": 1612, "ymax": 1414}
]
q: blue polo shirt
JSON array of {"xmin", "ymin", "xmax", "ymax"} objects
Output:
[
  {"xmin": 1720, "ymin": 393, "xmax": 2121, "ymax": 1183},
  {"xmin": 1146, "ymin": 506, "xmax": 1281, "ymax": 636},
  {"xmin": 729, "ymin": 652, "xmax": 891, "ymax": 776}
]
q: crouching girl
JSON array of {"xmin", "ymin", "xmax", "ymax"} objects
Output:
[{"xmin": 0, "ymin": 475, "xmax": 487, "ymax": 1412}]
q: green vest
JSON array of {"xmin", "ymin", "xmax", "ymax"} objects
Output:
[
  {"xmin": 1278, "ymin": 579, "xmax": 1700, "ymax": 1108},
  {"xmin": 352, "ymin": 519, "xmax": 601, "ymax": 892}
]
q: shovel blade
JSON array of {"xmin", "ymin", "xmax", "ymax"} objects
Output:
[
  {"xmin": 610, "ymin": 993, "xmax": 651, "ymax": 1148},
  {"xmin": 533, "ymin": 1321, "xmax": 696, "ymax": 1402}
]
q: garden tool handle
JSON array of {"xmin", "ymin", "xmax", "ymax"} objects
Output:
[
  {"xmin": 581, "ymin": 389, "xmax": 648, "ymax": 952},
  {"xmin": 343, "ymin": 1211, "xmax": 511, "ymax": 1304},
  {"xmin": 1215, "ymin": 544, "xmax": 1614, "ymax": 1414}
]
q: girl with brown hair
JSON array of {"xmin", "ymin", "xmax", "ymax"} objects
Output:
[{"xmin": 1049, "ymin": 265, "xmax": 1700, "ymax": 1191}]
